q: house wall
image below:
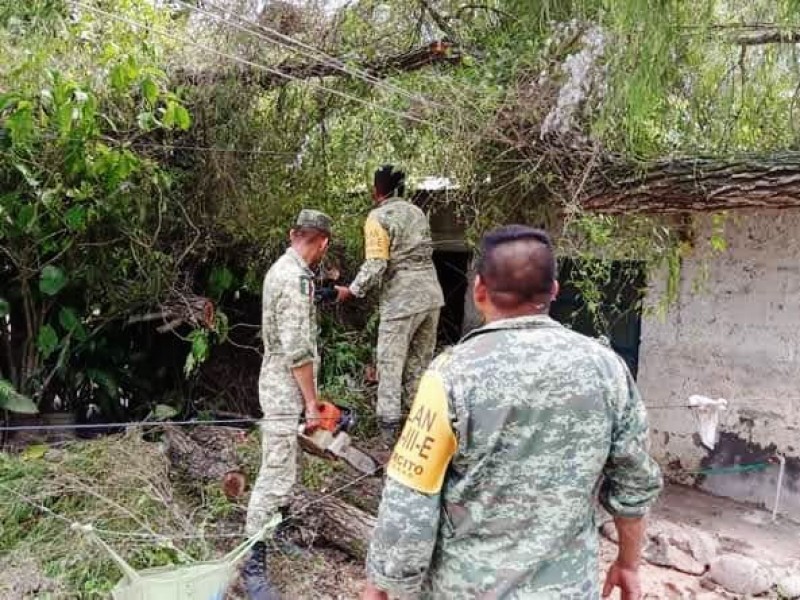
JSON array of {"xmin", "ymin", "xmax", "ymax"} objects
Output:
[{"xmin": 638, "ymin": 209, "xmax": 800, "ymax": 520}]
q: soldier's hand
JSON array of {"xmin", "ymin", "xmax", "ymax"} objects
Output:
[
  {"xmin": 334, "ymin": 285, "xmax": 354, "ymax": 303},
  {"xmin": 304, "ymin": 402, "xmax": 322, "ymax": 433},
  {"xmin": 602, "ymin": 561, "xmax": 642, "ymax": 600}
]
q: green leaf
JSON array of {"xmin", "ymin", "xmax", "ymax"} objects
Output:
[
  {"xmin": 58, "ymin": 306, "xmax": 79, "ymax": 331},
  {"xmin": 64, "ymin": 205, "xmax": 87, "ymax": 231},
  {"xmin": 36, "ymin": 325, "xmax": 59, "ymax": 358},
  {"xmin": 16, "ymin": 204, "xmax": 35, "ymax": 232},
  {"xmin": 39, "ymin": 265, "xmax": 67, "ymax": 296},
  {"xmin": 141, "ymin": 78, "xmax": 158, "ymax": 105},
  {"xmin": 22, "ymin": 444, "xmax": 47, "ymax": 460},
  {"xmin": 152, "ymin": 404, "xmax": 178, "ymax": 420},
  {"xmin": 174, "ymin": 105, "xmax": 191, "ymax": 131},
  {"xmin": 191, "ymin": 331, "xmax": 209, "ymax": 362},
  {"xmin": 6, "ymin": 105, "xmax": 34, "ymax": 146},
  {"xmin": 161, "ymin": 101, "xmax": 176, "ymax": 128},
  {"xmin": 110, "ymin": 63, "xmax": 133, "ymax": 92},
  {"xmin": 59, "ymin": 306, "xmax": 88, "ymax": 342},
  {"xmin": 0, "ymin": 379, "xmax": 38, "ymax": 414},
  {"xmin": 208, "ymin": 266, "xmax": 235, "ymax": 299},
  {"xmin": 0, "ymin": 298, "xmax": 9, "ymax": 319}
]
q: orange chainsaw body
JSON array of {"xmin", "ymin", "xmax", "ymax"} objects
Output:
[{"xmin": 317, "ymin": 401, "xmax": 343, "ymax": 432}]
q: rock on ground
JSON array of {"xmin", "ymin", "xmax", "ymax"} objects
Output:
[{"xmin": 706, "ymin": 553, "xmax": 772, "ymax": 596}]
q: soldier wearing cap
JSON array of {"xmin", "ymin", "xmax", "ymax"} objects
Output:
[
  {"xmin": 363, "ymin": 226, "xmax": 661, "ymax": 600},
  {"xmin": 336, "ymin": 165, "xmax": 444, "ymax": 445},
  {"xmin": 242, "ymin": 209, "xmax": 333, "ymax": 597}
]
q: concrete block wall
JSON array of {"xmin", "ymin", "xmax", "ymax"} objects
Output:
[{"xmin": 638, "ymin": 209, "xmax": 800, "ymax": 520}]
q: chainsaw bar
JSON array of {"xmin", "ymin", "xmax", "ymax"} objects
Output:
[{"xmin": 298, "ymin": 429, "xmax": 378, "ymax": 475}]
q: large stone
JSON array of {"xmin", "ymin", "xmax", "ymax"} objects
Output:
[
  {"xmin": 644, "ymin": 536, "xmax": 707, "ymax": 576},
  {"xmin": 706, "ymin": 554, "xmax": 772, "ymax": 596},
  {"xmin": 646, "ymin": 519, "xmax": 719, "ymax": 567},
  {"xmin": 777, "ymin": 575, "xmax": 800, "ymax": 599}
]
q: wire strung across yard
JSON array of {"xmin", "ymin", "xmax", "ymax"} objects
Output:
[{"xmin": 0, "ymin": 416, "xmax": 286, "ymax": 433}]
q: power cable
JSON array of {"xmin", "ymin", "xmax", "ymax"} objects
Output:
[
  {"xmin": 177, "ymin": 0, "xmax": 447, "ymax": 111},
  {"xmin": 70, "ymin": 1, "xmax": 449, "ymax": 132}
]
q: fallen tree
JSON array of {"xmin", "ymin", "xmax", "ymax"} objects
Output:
[
  {"xmin": 582, "ymin": 152, "xmax": 800, "ymax": 214},
  {"xmin": 162, "ymin": 425, "xmax": 377, "ymax": 560}
]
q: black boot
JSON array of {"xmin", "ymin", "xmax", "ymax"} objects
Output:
[
  {"xmin": 242, "ymin": 541, "xmax": 280, "ymax": 600},
  {"xmin": 272, "ymin": 506, "xmax": 303, "ymax": 558}
]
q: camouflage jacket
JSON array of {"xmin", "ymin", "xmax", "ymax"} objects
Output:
[
  {"xmin": 261, "ymin": 247, "xmax": 317, "ymax": 370},
  {"xmin": 366, "ymin": 315, "xmax": 663, "ymax": 599},
  {"xmin": 349, "ymin": 196, "xmax": 444, "ymax": 320}
]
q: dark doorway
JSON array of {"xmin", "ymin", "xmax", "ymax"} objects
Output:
[
  {"xmin": 549, "ymin": 259, "xmax": 646, "ymax": 378},
  {"xmin": 433, "ymin": 250, "xmax": 471, "ymax": 346}
]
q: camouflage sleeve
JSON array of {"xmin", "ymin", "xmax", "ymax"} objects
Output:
[
  {"xmin": 349, "ymin": 258, "xmax": 387, "ymax": 298},
  {"xmin": 600, "ymin": 359, "xmax": 663, "ymax": 517},
  {"xmin": 366, "ymin": 479, "xmax": 442, "ymax": 596},
  {"xmin": 275, "ymin": 280, "xmax": 314, "ymax": 368}
]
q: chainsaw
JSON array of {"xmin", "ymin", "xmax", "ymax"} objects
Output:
[{"xmin": 297, "ymin": 401, "xmax": 378, "ymax": 475}]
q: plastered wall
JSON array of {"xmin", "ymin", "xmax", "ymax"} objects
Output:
[{"xmin": 638, "ymin": 209, "xmax": 800, "ymax": 520}]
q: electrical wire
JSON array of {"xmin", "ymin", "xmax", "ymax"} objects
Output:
[
  {"xmin": 176, "ymin": 0, "xmax": 448, "ymax": 111},
  {"xmin": 70, "ymin": 1, "xmax": 449, "ymax": 132}
]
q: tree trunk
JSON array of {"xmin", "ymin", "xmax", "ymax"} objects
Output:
[
  {"xmin": 583, "ymin": 152, "xmax": 800, "ymax": 213},
  {"xmin": 290, "ymin": 488, "xmax": 376, "ymax": 560}
]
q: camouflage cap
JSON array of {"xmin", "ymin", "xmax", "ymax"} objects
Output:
[{"xmin": 295, "ymin": 209, "xmax": 333, "ymax": 236}]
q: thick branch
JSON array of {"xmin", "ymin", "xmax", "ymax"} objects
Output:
[
  {"xmin": 290, "ymin": 488, "xmax": 376, "ymax": 559},
  {"xmin": 734, "ymin": 28, "xmax": 800, "ymax": 46},
  {"xmin": 583, "ymin": 152, "xmax": 800, "ymax": 213},
  {"xmin": 179, "ymin": 40, "xmax": 461, "ymax": 88}
]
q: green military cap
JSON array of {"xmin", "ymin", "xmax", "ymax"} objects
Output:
[{"xmin": 295, "ymin": 209, "xmax": 333, "ymax": 235}]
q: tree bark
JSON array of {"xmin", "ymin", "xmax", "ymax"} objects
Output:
[
  {"xmin": 582, "ymin": 152, "xmax": 800, "ymax": 213},
  {"xmin": 290, "ymin": 488, "xmax": 376, "ymax": 560}
]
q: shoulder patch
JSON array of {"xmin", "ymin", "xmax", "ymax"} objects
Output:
[
  {"xmin": 364, "ymin": 216, "xmax": 390, "ymax": 260},
  {"xmin": 387, "ymin": 372, "xmax": 457, "ymax": 495},
  {"xmin": 298, "ymin": 275, "xmax": 313, "ymax": 300}
]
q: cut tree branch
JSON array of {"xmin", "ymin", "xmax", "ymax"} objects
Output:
[{"xmin": 178, "ymin": 40, "xmax": 462, "ymax": 88}]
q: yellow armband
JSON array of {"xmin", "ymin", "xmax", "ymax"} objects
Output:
[
  {"xmin": 387, "ymin": 372, "xmax": 457, "ymax": 494},
  {"xmin": 364, "ymin": 216, "xmax": 390, "ymax": 260}
]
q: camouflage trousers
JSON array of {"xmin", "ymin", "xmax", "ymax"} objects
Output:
[
  {"xmin": 244, "ymin": 358, "xmax": 303, "ymax": 538},
  {"xmin": 376, "ymin": 308, "xmax": 439, "ymax": 424}
]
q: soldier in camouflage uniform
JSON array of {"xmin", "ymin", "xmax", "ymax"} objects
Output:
[
  {"xmin": 336, "ymin": 165, "xmax": 444, "ymax": 441},
  {"xmin": 363, "ymin": 226, "xmax": 662, "ymax": 600},
  {"xmin": 242, "ymin": 209, "xmax": 332, "ymax": 599}
]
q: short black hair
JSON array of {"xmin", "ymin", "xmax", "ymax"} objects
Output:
[
  {"xmin": 476, "ymin": 225, "xmax": 556, "ymax": 309},
  {"xmin": 374, "ymin": 164, "xmax": 405, "ymax": 197}
]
